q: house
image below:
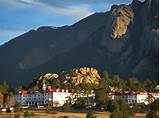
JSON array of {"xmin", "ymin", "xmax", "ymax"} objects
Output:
[{"xmin": 107, "ymin": 91, "xmax": 159, "ymax": 105}]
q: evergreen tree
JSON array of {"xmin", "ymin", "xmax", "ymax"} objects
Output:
[
  {"xmin": 100, "ymin": 71, "xmax": 110, "ymax": 90},
  {"xmin": 15, "ymin": 85, "xmax": 25, "ymax": 93},
  {"xmin": 143, "ymin": 79, "xmax": 153, "ymax": 91},
  {"xmin": 126, "ymin": 77, "xmax": 143, "ymax": 91},
  {"xmin": 107, "ymin": 100, "xmax": 119, "ymax": 112},
  {"xmin": 0, "ymin": 80, "xmax": 9, "ymax": 94},
  {"xmin": 117, "ymin": 99, "xmax": 130, "ymax": 118},
  {"xmin": 111, "ymin": 74, "xmax": 124, "ymax": 90},
  {"xmin": 95, "ymin": 88, "xmax": 109, "ymax": 109}
]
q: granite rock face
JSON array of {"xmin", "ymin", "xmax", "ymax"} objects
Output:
[
  {"xmin": 64, "ymin": 67, "xmax": 101, "ymax": 86},
  {"xmin": 111, "ymin": 5, "xmax": 134, "ymax": 39}
]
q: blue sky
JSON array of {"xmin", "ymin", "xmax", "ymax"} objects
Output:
[{"xmin": 0, "ymin": 0, "xmax": 131, "ymax": 45}]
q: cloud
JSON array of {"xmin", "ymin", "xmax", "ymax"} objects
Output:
[
  {"xmin": 16, "ymin": 0, "xmax": 36, "ymax": 5},
  {"xmin": 42, "ymin": 4, "xmax": 93, "ymax": 19},
  {"xmin": 36, "ymin": 3, "xmax": 93, "ymax": 19},
  {"xmin": 1, "ymin": 0, "xmax": 130, "ymax": 20},
  {"xmin": 2, "ymin": 0, "xmax": 94, "ymax": 20}
]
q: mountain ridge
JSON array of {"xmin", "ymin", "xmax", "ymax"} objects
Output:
[{"xmin": 0, "ymin": 0, "xmax": 158, "ymax": 86}]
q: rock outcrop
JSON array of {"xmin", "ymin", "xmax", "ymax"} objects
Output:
[
  {"xmin": 38, "ymin": 73, "xmax": 59, "ymax": 83},
  {"xmin": 30, "ymin": 67, "xmax": 100, "ymax": 87},
  {"xmin": 64, "ymin": 67, "xmax": 101, "ymax": 85},
  {"xmin": 111, "ymin": 5, "xmax": 134, "ymax": 39}
]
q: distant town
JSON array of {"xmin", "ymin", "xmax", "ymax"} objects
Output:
[{"xmin": 0, "ymin": 67, "xmax": 159, "ymax": 118}]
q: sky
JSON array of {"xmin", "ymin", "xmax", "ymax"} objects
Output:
[{"xmin": 0, "ymin": 0, "xmax": 131, "ymax": 45}]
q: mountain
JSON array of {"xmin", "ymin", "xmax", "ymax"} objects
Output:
[{"xmin": 0, "ymin": 0, "xmax": 158, "ymax": 86}]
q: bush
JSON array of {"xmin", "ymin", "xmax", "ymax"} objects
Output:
[
  {"xmin": 6, "ymin": 108, "xmax": 11, "ymax": 113},
  {"xmin": 63, "ymin": 116, "xmax": 70, "ymax": 118},
  {"xmin": 73, "ymin": 97, "xmax": 86, "ymax": 109},
  {"xmin": 23, "ymin": 111, "xmax": 31, "ymax": 118},
  {"xmin": 107, "ymin": 100, "xmax": 119, "ymax": 112},
  {"xmin": 30, "ymin": 112, "xmax": 35, "ymax": 117},
  {"xmin": 111, "ymin": 110, "xmax": 123, "ymax": 118},
  {"xmin": 62, "ymin": 102, "xmax": 70, "ymax": 112},
  {"xmin": 86, "ymin": 112, "xmax": 97, "ymax": 118},
  {"xmin": 14, "ymin": 114, "xmax": 20, "ymax": 118},
  {"xmin": 14, "ymin": 102, "xmax": 23, "ymax": 113},
  {"xmin": 58, "ymin": 116, "xmax": 70, "ymax": 118},
  {"xmin": 46, "ymin": 108, "xmax": 51, "ymax": 114},
  {"xmin": 106, "ymin": 99, "xmax": 134, "ymax": 118},
  {"xmin": 146, "ymin": 111, "xmax": 158, "ymax": 118},
  {"xmin": 131, "ymin": 103, "xmax": 140, "ymax": 113},
  {"xmin": 149, "ymin": 99, "xmax": 159, "ymax": 111}
]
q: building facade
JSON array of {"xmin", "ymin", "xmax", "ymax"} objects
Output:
[
  {"xmin": 14, "ymin": 89, "xmax": 71, "ymax": 107},
  {"xmin": 108, "ymin": 92, "xmax": 159, "ymax": 105},
  {"xmin": 13, "ymin": 88, "xmax": 95, "ymax": 107}
]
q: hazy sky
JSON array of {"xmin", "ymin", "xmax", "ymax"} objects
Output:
[{"xmin": 0, "ymin": 0, "xmax": 131, "ymax": 45}]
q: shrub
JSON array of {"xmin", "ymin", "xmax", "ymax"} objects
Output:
[
  {"xmin": 14, "ymin": 102, "xmax": 23, "ymax": 113},
  {"xmin": 46, "ymin": 108, "xmax": 51, "ymax": 114},
  {"xmin": 111, "ymin": 110, "xmax": 123, "ymax": 118},
  {"xmin": 14, "ymin": 114, "xmax": 20, "ymax": 118},
  {"xmin": 23, "ymin": 111, "xmax": 31, "ymax": 118},
  {"xmin": 30, "ymin": 112, "xmax": 35, "ymax": 117},
  {"xmin": 73, "ymin": 97, "xmax": 86, "ymax": 109},
  {"xmin": 6, "ymin": 108, "xmax": 11, "ymax": 113},
  {"xmin": 86, "ymin": 112, "xmax": 97, "ymax": 118},
  {"xmin": 146, "ymin": 111, "xmax": 158, "ymax": 118},
  {"xmin": 107, "ymin": 100, "xmax": 119, "ymax": 112},
  {"xmin": 63, "ymin": 116, "xmax": 70, "ymax": 118},
  {"xmin": 62, "ymin": 102, "xmax": 70, "ymax": 112}
]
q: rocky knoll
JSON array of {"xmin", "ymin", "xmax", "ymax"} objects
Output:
[
  {"xmin": 30, "ymin": 67, "xmax": 100, "ymax": 87},
  {"xmin": 64, "ymin": 67, "xmax": 101, "ymax": 86},
  {"xmin": 0, "ymin": 0, "xmax": 158, "ymax": 86}
]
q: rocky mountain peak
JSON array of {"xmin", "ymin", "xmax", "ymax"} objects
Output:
[
  {"xmin": 110, "ymin": 4, "xmax": 134, "ymax": 39},
  {"xmin": 130, "ymin": 0, "xmax": 143, "ymax": 11}
]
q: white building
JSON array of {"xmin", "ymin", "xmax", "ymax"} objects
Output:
[
  {"xmin": 108, "ymin": 92, "xmax": 159, "ymax": 105},
  {"xmin": 14, "ymin": 89, "xmax": 71, "ymax": 107},
  {"xmin": 14, "ymin": 88, "xmax": 95, "ymax": 107}
]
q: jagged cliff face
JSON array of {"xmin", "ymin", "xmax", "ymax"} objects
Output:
[
  {"xmin": 111, "ymin": 5, "xmax": 134, "ymax": 39},
  {"xmin": 0, "ymin": 0, "xmax": 158, "ymax": 86}
]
